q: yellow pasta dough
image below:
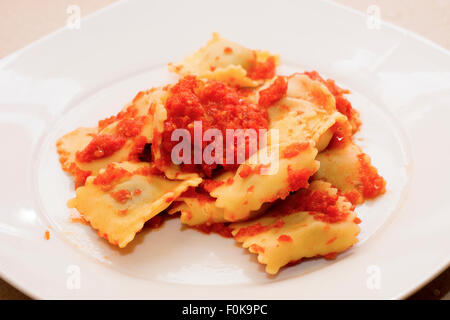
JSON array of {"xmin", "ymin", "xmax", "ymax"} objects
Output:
[
  {"xmin": 169, "ymin": 33, "xmax": 279, "ymax": 87},
  {"xmin": 313, "ymin": 142, "xmax": 386, "ymax": 204},
  {"xmin": 169, "ymin": 193, "xmax": 270, "ymax": 226},
  {"xmin": 55, "ymin": 35, "xmax": 386, "ymax": 274},
  {"xmin": 314, "ymin": 143, "xmax": 363, "ymax": 200},
  {"xmin": 57, "ymin": 127, "xmax": 137, "ymax": 187},
  {"xmin": 267, "ymin": 97, "xmax": 346, "ymax": 152},
  {"xmin": 68, "ymin": 161, "xmax": 202, "ymax": 248},
  {"xmin": 286, "ymin": 74, "xmax": 336, "ymax": 112},
  {"xmin": 150, "ymin": 96, "xmax": 201, "ymax": 181},
  {"xmin": 231, "ymin": 181, "xmax": 360, "ymax": 274},
  {"xmin": 56, "ymin": 88, "xmax": 168, "ymax": 186},
  {"xmin": 264, "ymin": 74, "xmax": 347, "ymax": 152},
  {"xmin": 210, "ymin": 142, "xmax": 319, "ymax": 222},
  {"xmin": 168, "ymin": 196, "xmax": 227, "ymax": 226}
]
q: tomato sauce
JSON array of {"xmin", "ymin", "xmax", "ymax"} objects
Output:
[
  {"xmin": 76, "ymin": 134, "xmax": 126, "ymax": 163},
  {"xmin": 73, "ymin": 166, "xmax": 92, "ymax": 188},
  {"xmin": 223, "ymin": 47, "xmax": 233, "ymax": 54},
  {"xmin": 116, "ymin": 117, "xmax": 145, "ymax": 138},
  {"xmin": 258, "ymin": 76, "xmax": 287, "ymax": 108},
  {"xmin": 272, "ymin": 188, "xmax": 350, "ymax": 224},
  {"xmin": 248, "ymin": 55, "xmax": 276, "ymax": 80},
  {"xmin": 357, "ymin": 153, "xmax": 386, "ymax": 199},
  {"xmin": 98, "ymin": 104, "xmax": 139, "ymax": 131},
  {"xmin": 160, "ymin": 76, "xmax": 269, "ymax": 176},
  {"xmin": 344, "ymin": 190, "xmax": 360, "ymax": 205},
  {"xmin": 193, "ymin": 223, "xmax": 234, "ymax": 238},
  {"xmin": 310, "ymin": 205, "xmax": 348, "ymax": 224},
  {"xmin": 287, "ymin": 167, "xmax": 311, "ymax": 192},
  {"xmin": 250, "ymin": 244, "xmax": 265, "ymax": 253},
  {"xmin": 80, "ymin": 110, "xmax": 147, "ymax": 163},
  {"xmin": 278, "ymin": 234, "xmax": 293, "ymax": 243},
  {"xmin": 303, "ymin": 71, "xmax": 360, "ymax": 132},
  {"xmin": 238, "ymin": 163, "xmax": 270, "ymax": 178},
  {"xmin": 93, "ymin": 164, "xmax": 131, "ymax": 191},
  {"xmin": 281, "ymin": 142, "xmax": 310, "ymax": 159},
  {"xmin": 201, "ymin": 179, "xmax": 225, "ymax": 192},
  {"xmin": 323, "ymin": 252, "xmax": 338, "ymax": 260},
  {"xmin": 234, "ymin": 219, "xmax": 284, "ymax": 240},
  {"xmin": 110, "ymin": 189, "xmax": 132, "ymax": 204}
]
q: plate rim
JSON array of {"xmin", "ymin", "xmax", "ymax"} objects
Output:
[{"xmin": 0, "ymin": 0, "xmax": 449, "ymax": 299}]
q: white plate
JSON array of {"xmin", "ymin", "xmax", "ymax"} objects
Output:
[{"xmin": 0, "ymin": 0, "xmax": 449, "ymax": 299}]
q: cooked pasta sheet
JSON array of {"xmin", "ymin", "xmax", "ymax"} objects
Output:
[
  {"xmin": 150, "ymin": 96, "xmax": 201, "ymax": 181},
  {"xmin": 57, "ymin": 88, "xmax": 167, "ymax": 187},
  {"xmin": 169, "ymin": 33, "xmax": 280, "ymax": 87},
  {"xmin": 168, "ymin": 193, "xmax": 227, "ymax": 226},
  {"xmin": 313, "ymin": 142, "xmax": 386, "ymax": 204},
  {"xmin": 57, "ymin": 34, "xmax": 385, "ymax": 273},
  {"xmin": 267, "ymin": 97, "xmax": 345, "ymax": 152},
  {"xmin": 302, "ymin": 70, "xmax": 361, "ymax": 133},
  {"xmin": 68, "ymin": 161, "xmax": 202, "ymax": 247},
  {"xmin": 286, "ymin": 74, "xmax": 336, "ymax": 112},
  {"xmin": 258, "ymin": 74, "xmax": 347, "ymax": 153},
  {"xmin": 210, "ymin": 142, "xmax": 319, "ymax": 222},
  {"xmin": 231, "ymin": 181, "xmax": 360, "ymax": 274},
  {"xmin": 169, "ymin": 191, "xmax": 270, "ymax": 226}
]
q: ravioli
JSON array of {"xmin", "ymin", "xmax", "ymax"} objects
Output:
[
  {"xmin": 150, "ymin": 94, "xmax": 201, "ymax": 181},
  {"xmin": 169, "ymin": 33, "xmax": 279, "ymax": 87},
  {"xmin": 302, "ymin": 70, "xmax": 361, "ymax": 133},
  {"xmin": 267, "ymin": 74, "xmax": 347, "ymax": 151},
  {"xmin": 286, "ymin": 74, "xmax": 336, "ymax": 112},
  {"xmin": 57, "ymin": 127, "xmax": 136, "ymax": 188},
  {"xmin": 231, "ymin": 181, "xmax": 360, "ymax": 274},
  {"xmin": 56, "ymin": 36, "xmax": 386, "ymax": 274},
  {"xmin": 313, "ymin": 143, "xmax": 386, "ymax": 204},
  {"xmin": 210, "ymin": 142, "xmax": 319, "ymax": 222},
  {"xmin": 267, "ymin": 97, "xmax": 346, "ymax": 152},
  {"xmin": 56, "ymin": 88, "xmax": 166, "ymax": 187},
  {"xmin": 68, "ymin": 162, "xmax": 202, "ymax": 248},
  {"xmin": 169, "ymin": 191, "xmax": 270, "ymax": 226}
]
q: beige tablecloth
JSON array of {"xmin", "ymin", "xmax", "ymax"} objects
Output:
[{"xmin": 0, "ymin": 0, "xmax": 448, "ymax": 300}]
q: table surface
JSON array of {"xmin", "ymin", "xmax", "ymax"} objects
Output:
[{"xmin": 0, "ymin": 0, "xmax": 449, "ymax": 300}]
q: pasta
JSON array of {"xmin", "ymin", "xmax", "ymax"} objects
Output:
[
  {"xmin": 267, "ymin": 97, "xmax": 344, "ymax": 152},
  {"xmin": 168, "ymin": 193, "xmax": 227, "ymax": 226},
  {"xmin": 231, "ymin": 181, "xmax": 360, "ymax": 274},
  {"xmin": 169, "ymin": 33, "xmax": 280, "ymax": 87},
  {"xmin": 57, "ymin": 88, "xmax": 165, "ymax": 187},
  {"xmin": 68, "ymin": 162, "xmax": 201, "ymax": 247},
  {"xmin": 209, "ymin": 142, "xmax": 320, "ymax": 221},
  {"xmin": 313, "ymin": 142, "xmax": 386, "ymax": 204},
  {"xmin": 150, "ymin": 92, "xmax": 202, "ymax": 181},
  {"xmin": 57, "ymin": 33, "xmax": 385, "ymax": 274},
  {"xmin": 169, "ymin": 190, "xmax": 271, "ymax": 226}
]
